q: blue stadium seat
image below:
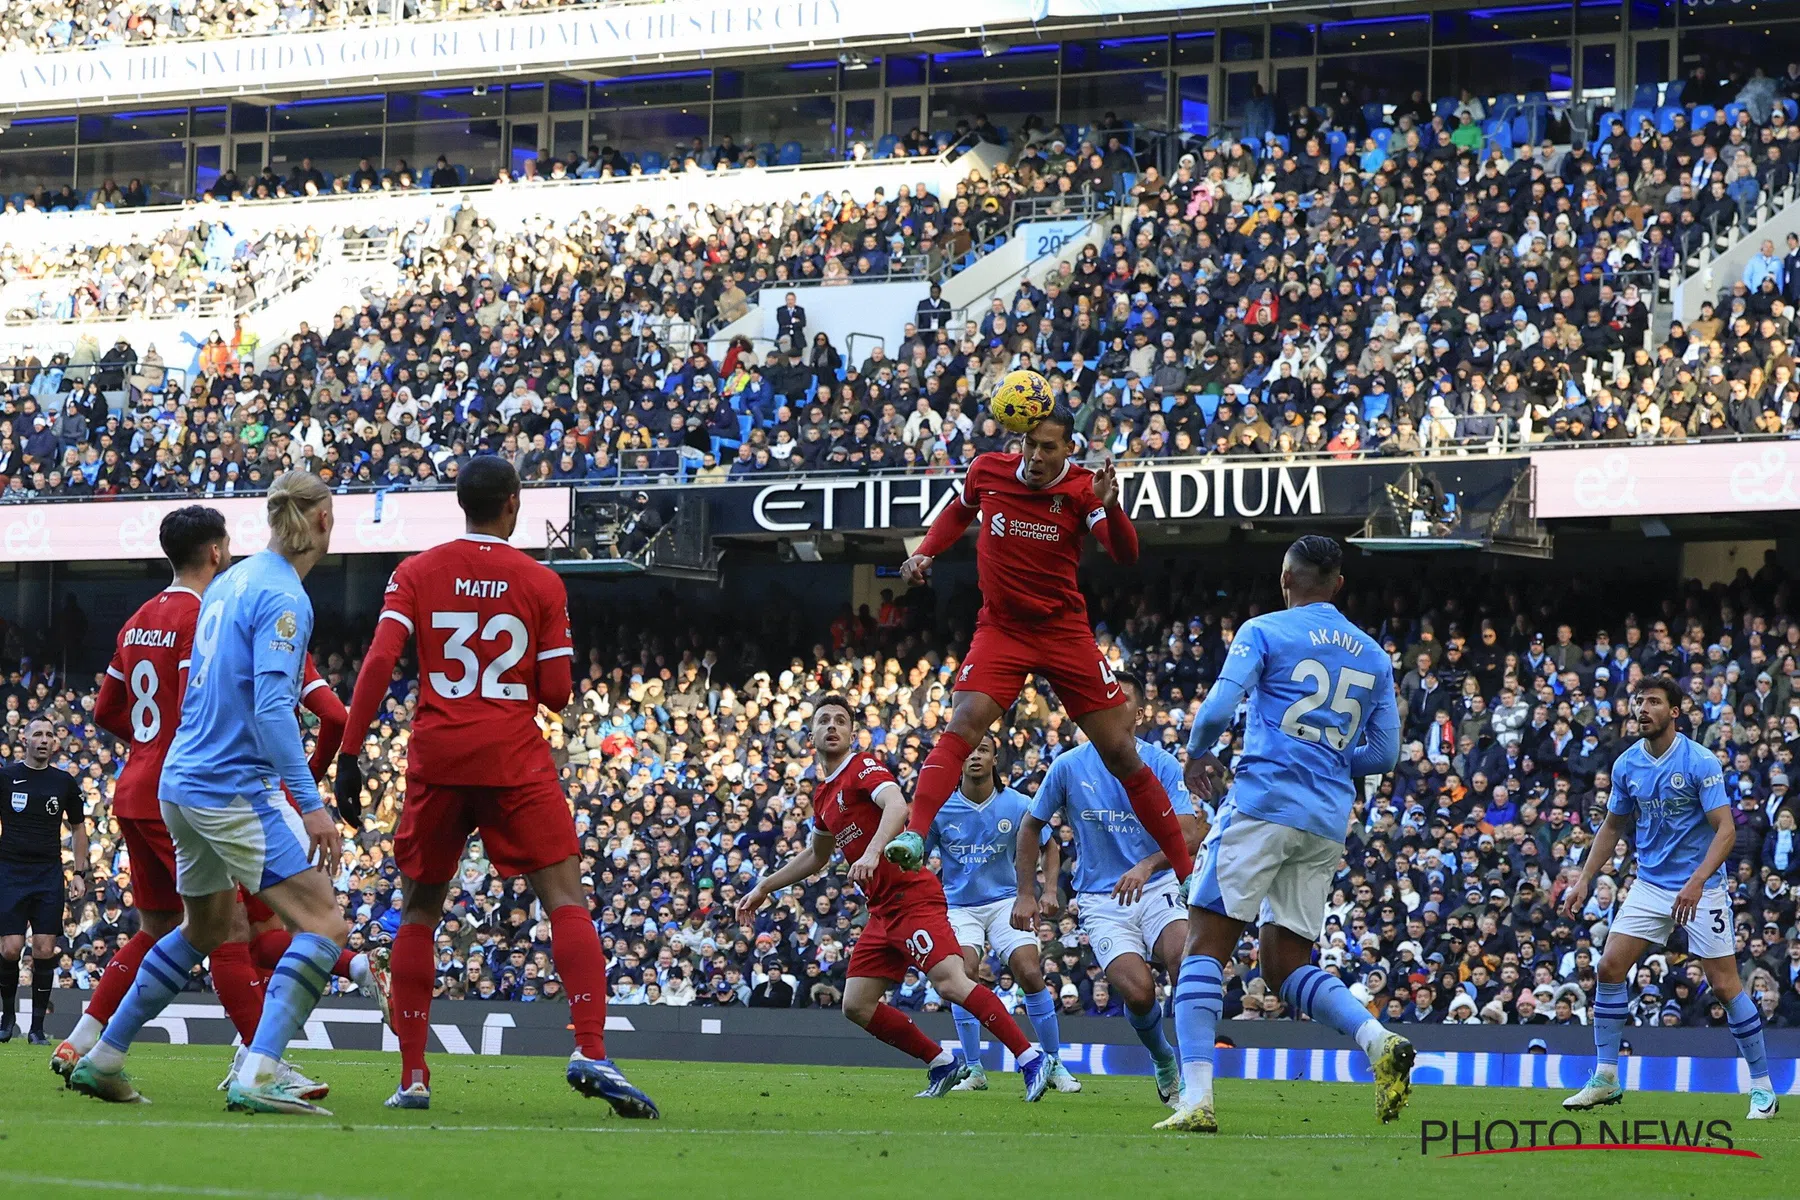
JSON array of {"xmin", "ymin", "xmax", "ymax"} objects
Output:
[
  {"xmin": 1362, "ymin": 102, "xmax": 1386, "ymax": 130},
  {"xmin": 757, "ymin": 142, "xmax": 777, "ymax": 164},
  {"xmin": 1624, "ymin": 107, "xmax": 1654, "ymax": 135},
  {"xmin": 873, "ymin": 134, "xmax": 899, "ymax": 159},
  {"xmin": 1785, "ymin": 99, "xmax": 1800, "ymax": 122},
  {"xmin": 1691, "ymin": 103, "xmax": 1717, "ymax": 129},
  {"xmin": 640, "ymin": 151, "xmax": 666, "ymax": 174},
  {"xmin": 934, "ymin": 130, "xmax": 955, "ymax": 150},
  {"xmin": 1656, "ymin": 106, "xmax": 1682, "ymax": 134},
  {"xmin": 1664, "ymin": 79, "xmax": 1685, "ymax": 106},
  {"xmin": 1724, "ymin": 102, "xmax": 1745, "ymax": 127},
  {"xmin": 778, "ymin": 141, "xmax": 803, "ymax": 166},
  {"xmin": 1266, "ymin": 133, "xmax": 1290, "ymax": 154},
  {"xmin": 1632, "ymin": 81, "xmax": 1661, "ymax": 110},
  {"xmin": 1326, "ymin": 130, "xmax": 1348, "ymax": 164},
  {"xmin": 1371, "ymin": 127, "xmax": 1392, "ymax": 150},
  {"xmin": 1434, "ymin": 97, "xmax": 1457, "ymax": 119},
  {"xmin": 1240, "ymin": 135, "xmax": 1262, "ymax": 158}
]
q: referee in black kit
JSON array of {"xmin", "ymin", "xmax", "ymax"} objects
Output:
[{"xmin": 0, "ymin": 717, "xmax": 85, "ymax": 1044}]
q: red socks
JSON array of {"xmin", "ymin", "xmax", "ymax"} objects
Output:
[
  {"xmin": 1123, "ymin": 764, "xmax": 1193, "ymax": 880},
  {"xmin": 904, "ymin": 730, "xmax": 974, "ymax": 836},
  {"xmin": 85, "ymin": 931, "xmax": 154, "ymax": 1023},
  {"xmin": 390, "ymin": 922, "xmax": 434, "ymax": 1090},
  {"xmin": 209, "ymin": 941, "xmax": 264, "ymax": 1044},
  {"xmin": 251, "ymin": 929, "xmax": 357, "ymax": 979},
  {"xmin": 956, "ymin": 984, "xmax": 1031, "ymax": 1056},
  {"xmin": 866, "ymin": 1002, "xmax": 944, "ymax": 1064},
  {"xmin": 549, "ymin": 905, "xmax": 608, "ymax": 1059}
]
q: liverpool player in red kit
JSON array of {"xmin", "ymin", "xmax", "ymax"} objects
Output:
[
  {"xmin": 336, "ymin": 456, "xmax": 657, "ymax": 1117},
  {"xmin": 882, "ymin": 407, "xmax": 1193, "ymax": 882},
  {"xmin": 737, "ymin": 696, "xmax": 1050, "ymax": 1100}
]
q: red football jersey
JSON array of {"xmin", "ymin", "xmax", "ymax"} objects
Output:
[
  {"xmin": 809, "ymin": 750, "xmax": 944, "ymax": 914},
  {"xmin": 105, "ymin": 586, "xmax": 200, "ymax": 820},
  {"xmin": 378, "ymin": 533, "xmax": 573, "ymax": 787},
  {"xmin": 960, "ymin": 452, "xmax": 1106, "ymax": 630}
]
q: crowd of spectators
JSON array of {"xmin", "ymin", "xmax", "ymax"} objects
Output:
[
  {"xmin": 5, "ymin": 553, "xmax": 1800, "ymax": 1029},
  {"xmin": 11, "ymin": 65, "xmax": 1800, "ymax": 500},
  {"xmin": 0, "ymin": 222, "xmax": 321, "ymax": 323}
]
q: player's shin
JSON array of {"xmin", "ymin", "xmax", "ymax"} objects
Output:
[
  {"xmin": 1726, "ymin": 992, "xmax": 1773, "ymax": 1091},
  {"xmin": 905, "ymin": 731, "xmax": 974, "ymax": 837},
  {"xmin": 88, "ymin": 929, "xmax": 208, "ymax": 1070},
  {"xmin": 1121, "ymin": 766, "xmax": 1194, "ymax": 880},
  {"xmin": 1591, "ymin": 980, "xmax": 1629, "ymax": 1080},
  {"xmin": 951, "ymin": 1004, "xmax": 987, "ymax": 1066},
  {"xmin": 1172, "ymin": 955, "xmax": 1224, "ymax": 1104},
  {"xmin": 389, "ymin": 922, "xmax": 434, "ymax": 1090},
  {"xmin": 238, "ymin": 933, "xmax": 337, "ymax": 1086},
  {"xmin": 253, "ymin": 929, "xmax": 361, "ymax": 981},
  {"xmin": 0, "ymin": 955, "xmax": 18, "ymax": 1026},
  {"xmin": 866, "ymin": 1002, "xmax": 948, "ymax": 1064},
  {"xmin": 80, "ymin": 930, "xmax": 155, "ymax": 1037},
  {"xmin": 1277, "ymin": 965, "xmax": 1389, "ymax": 1057},
  {"xmin": 958, "ymin": 984, "xmax": 1035, "ymax": 1058},
  {"xmin": 28, "ymin": 955, "xmax": 53, "ymax": 1035},
  {"xmin": 210, "ymin": 941, "xmax": 265, "ymax": 1044},
  {"xmin": 1126, "ymin": 999, "xmax": 1176, "ymax": 1065},
  {"xmin": 1022, "ymin": 986, "xmax": 1061, "ymax": 1057},
  {"xmin": 549, "ymin": 905, "xmax": 609, "ymax": 1059}
]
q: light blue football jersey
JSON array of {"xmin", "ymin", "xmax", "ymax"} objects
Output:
[
  {"xmin": 926, "ymin": 785, "xmax": 1045, "ymax": 908},
  {"xmin": 161, "ymin": 549, "xmax": 320, "ymax": 812},
  {"xmin": 1607, "ymin": 734, "xmax": 1729, "ymax": 891},
  {"xmin": 1029, "ymin": 738, "xmax": 1192, "ymax": 894},
  {"xmin": 1213, "ymin": 602, "xmax": 1396, "ymax": 841}
]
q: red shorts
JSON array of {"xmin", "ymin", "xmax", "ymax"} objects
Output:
[
  {"xmin": 117, "ymin": 817, "xmax": 180, "ymax": 914},
  {"xmin": 238, "ymin": 886, "xmax": 276, "ymax": 924},
  {"xmin": 957, "ymin": 621, "xmax": 1125, "ymax": 718},
  {"xmin": 847, "ymin": 894, "xmax": 964, "ymax": 982},
  {"xmin": 396, "ymin": 777, "xmax": 579, "ymax": 885}
]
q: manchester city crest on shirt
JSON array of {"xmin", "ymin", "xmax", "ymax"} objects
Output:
[
  {"xmin": 276, "ymin": 611, "xmax": 299, "ymax": 639},
  {"xmin": 1672, "ymin": 773, "xmax": 1686, "ymax": 789},
  {"xmin": 997, "ymin": 818, "xmax": 1014, "ymax": 834},
  {"xmin": 10, "ymin": 791, "xmax": 26, "ymax": 812}
]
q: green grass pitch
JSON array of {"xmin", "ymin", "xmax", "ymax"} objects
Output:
[{"xmin": 0, "ymin": 1045, "xmax": 1792, "ymax": 1198}]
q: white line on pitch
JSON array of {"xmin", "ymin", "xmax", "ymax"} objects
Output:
[{"xmin": 9, "ymin": 1174, "xmax": 380, "ymax": 1200}]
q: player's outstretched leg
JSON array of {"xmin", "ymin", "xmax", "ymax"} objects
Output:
[
  {"xmin": 54, "ymin": 929, "xmax": 156, "ymax": 1076},
  {"xmin": 1161, "ymin": 952, "xmax": 1223, "ymax": 1132},
  {"xmin": 1724, "ymin": 988, "xmax": 1778, "ymax": 1119},
  {"xmin": 1564, "ymin": 977, "xmax": 1628, "ymax": 1111},
  {"xmin": 1276, "ymin": 963, "xmax": 1412, "ymax": 1123},
  {"xmin": 888, "ymin": 731, "xmax": 976, "ymax": 869},
  {"xmin": 1076, "ymin": 701, "xmax": 1194, "ymax": 880},
  {"xmin": 72, "ymin": 926, "xmax": 215, "ymax": 1104}
]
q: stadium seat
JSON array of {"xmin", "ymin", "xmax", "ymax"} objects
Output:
[
  {"xmin": 1434, "ymin": 97, "xmax": 1457, "ymax": 120},
  {"xmin": 640, "ymin": 151, "xmax": 666, "ymax": 174},
  {"xmin": 1656, "ymin": 106, "xmax": 1682, "ymax": 134},
  {"xmin": 1786, "ymin": 99, "xmax": 1800, "ymax": 122},
  {"xmin": 873, "ymin": 135, "xmax": 899, "ymax": 160},
  {"xmin": 1664, "ymin": 78, "xmax": 1685, "ymax": 105},
  {"xmin": 1691, "ymin": 104, "xmax": 1717, "ymax": 129},
  {"xmin": 1624, "ymin": 107, "xmax": 1654, "ymax": 135},
  {"xmin": 778, "ymin": 142, "xmax": 804, "ymax": 166},
  {"xmin": 1326, "ymin": 131, "xmax": 1348, "ymax": 165},
  {"xmin": 1370, "ymin": 127, "xmax": 1392, "ymax": 151},
  {"xmin": 1266, "ymin": 133, "xmax": 1290, "ymax": 154},
  {"xmin": 758, "ymin": 142, "xmax": 778, "ymax": 164},
  {"xmin": 1724, "ymin": 102, "xmax": 1745, "ymax": 126},
  {"xmin": 1631, "ymin": 81, "xmax": 1661, "ymax": 110},
  {"xmin": 1362, "ymin": 102, "xmax": 1386, "ymax": 130}
]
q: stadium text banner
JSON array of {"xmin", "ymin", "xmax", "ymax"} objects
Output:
[
  {"xmin": 1530, "ymin": 444, "xmax": 1800, "ymax": 519},
  {"xmin": 595, "ymin": 457, "xmax": 1526, "ymax": 537},
  {"xmin": 1, "ymin": 0, "xmax": 1078, "ymax": 110},
  {"xmin": 0, "ymin": 487, "xmax": 570, "ymax": 563}
]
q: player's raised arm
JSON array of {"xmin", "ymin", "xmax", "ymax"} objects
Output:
[
  {"xmin": 903, "ymin": 463, "xmax": 981, "ymax": 583},
  {"xmin": 1086, "ymin": 459, "xmax": 1139, "ymax": 565}
]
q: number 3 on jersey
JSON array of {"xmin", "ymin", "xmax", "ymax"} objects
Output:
[
  {"xmin": 1279, "ymin": 659, "xmax": 1377, "ymax": 751},
  {"xmin": 428, "ymin": 611, "xmax": 529, "ymax": 700}
]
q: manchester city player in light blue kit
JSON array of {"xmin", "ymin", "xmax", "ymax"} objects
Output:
[
  {"xmin": 69, "ymin": 472, "xmax": 353, "ymax": 1115},
  {"xmin": 1561, "ymin": 674, "xmax": 1777, "ymax": 1119},
  {"xmin": 1165, "ymin": 535, "xmax": 1408, "ymax": 1133},
  {"xmin": 926, "ymin": 732, "xmax": 1079, "ymax": 1094},
  {"xmin": 1015, "ymin": 670, "xmax": 1202, "ymax": 1107}
]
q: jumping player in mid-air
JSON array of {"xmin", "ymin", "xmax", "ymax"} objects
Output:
[
  {"xmin": 337, "ymin": 455, "xmax": 656, "ymax": 1117},
  {"xmin": 1561, "ymin": 675, "xmax": 1777, "ymax": 1120},
  {"xmin": 881, "ymin": 407, "xmax": 1192, "ymax": 885},
  {"xmin": 1015, "ymin": 671, "xmax": 1202, "ymax": 1107},
  {"xmin": 924, "ymin": 732, "xmax": 1078, "ymax": 1093},
  {"xmin": 1166, "ymin": 535, "xmax": 1409, "ymax": 1133},
  {"xmin": 738, "ymin": 696, "xmax": 1051, "ymax": 1101}
]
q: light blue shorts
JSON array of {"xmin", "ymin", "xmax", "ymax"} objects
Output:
[{"xmin": 161, "ymin": 796, "xmax": 314, "ymax": 897}]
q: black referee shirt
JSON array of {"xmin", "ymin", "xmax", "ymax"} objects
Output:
[{"xmin": 0, "ymin": 763, "xmax": 82, "ymax": 866}]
